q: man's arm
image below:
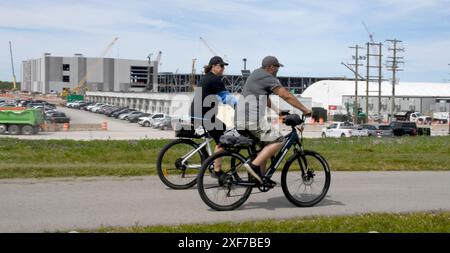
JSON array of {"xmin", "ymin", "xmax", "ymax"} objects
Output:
[
  {"xmin": 272, "ymin": 86, "xmax": 312, "ymax": 115},
  {"xmin": 267, "ymin": 97, "xmax": 280, "ymax": 115}
]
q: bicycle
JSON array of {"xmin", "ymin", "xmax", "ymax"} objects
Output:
[
  {"xmin": 156, "ymin": 123, "xmax": 214, "ymax": 189},
  {"xmin": 196, "ymin": 113, "xmax": 331, "ymax": 211}
]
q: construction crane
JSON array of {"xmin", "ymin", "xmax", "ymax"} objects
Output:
[
  {"xmin": 199, "ymin": 37, "xmax": 228, "ymax": 62},
  {"xmin": 362, "ymin": 21, "xmax": 379, "ymax": 56},
  {"xmin": 73, "ymin": 37, "xmax": 119, "ymax": 95},
  {"xmin": 9, "ymin": 41, "xmax": 17, "ymax": 90},
  {"xmin": 200, "ymin": 37, "xmax": 217, "ymax": 56}
]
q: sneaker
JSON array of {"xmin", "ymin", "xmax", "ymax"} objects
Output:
[
  {"xmin": 243, "ymin": 162, "xmax": 263, "ymax": 184},
  {"xmin": 210, "ymin": 170, "xmax": 224, "ymax": 179},
  {"xmin": 264, "ymin": 178, "xmax": 277, "ymax": 187}
]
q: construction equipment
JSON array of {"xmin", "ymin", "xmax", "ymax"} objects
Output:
[
  {"xmin": 73, "ymin": 37, "xmax": 119, "ymax": 95},
  {"xmin": 0, "ymin": 108, "xmax": 44, "ymax": 135},
  {"xmin": 9, "ymin": 41, "xmax": 17, "ymax": 90},
  {"xmin": 199, "ymin": 37, "xmax": 228, "ymax": 62},
  {"xmin": 362, "ymin": 21, "xmax": 380, "ymax": 56}
]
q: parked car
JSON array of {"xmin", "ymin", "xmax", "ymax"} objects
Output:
[
  {"xmin": 86, "ymin": 103, "xmax": 104, "ymax": 112},
  {"xmin": 0, "ymin": 103, "xmax": 16, "ymax": 108},
  {"xmin": 153, "ymin": 116, "xmax": 172, "ymax": 130},
  {"xmin": 106, "ymin": 107, "xmax": 127, "ymax": 117},
  {"xmin": 128, "ymin": 112, "xmax": 151, "ymax": 123},
  {"xmin": 92, "ymin": 104, "xmax": 110, "ymax": 113},
  {"xmin": 119, "ymin": 110, "xmax": 142, "ymax": 120},
  {"xmin": 389, "ymin": 121, "xmax": 418, "ymax": 136},
  {"xmin": 361, "ymin": 124, "xmax": 378, "ymax": 137},
  {"xmin": 138, "ymin": 113, "xmax": 166, "ymax": 127},
  {"xmin": 321, "ymin": 122, "xmax": 353, "ymax": 138},
  {"xmin": 376, "ymin": 125, "xmax": 394, "ymax": 137},
  {"xmin": 45, "ymin": 112, "xmax": 70, "ymax": 124},
  {"xmin": 111, "ymin": 108, "xmax": 132, "ymax": 118}
]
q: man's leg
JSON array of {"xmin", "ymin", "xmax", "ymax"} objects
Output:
[
  {"xmin": 251, "ymin": 142, "xmax": 283, "ymax": 168},
  {"xmin": 214, "ymin": 145, "xmax": 223, "ymax": 172}
]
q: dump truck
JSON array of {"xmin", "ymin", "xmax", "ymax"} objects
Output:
[{"xmin": 0, "ymin": 108, "xmax": 44, "ymax": 135}]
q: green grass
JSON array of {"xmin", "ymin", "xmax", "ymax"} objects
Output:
[
  {"xmin": 0, "ymin": 136, "xmax": 449, "ymax": 179},
  {"xmin": 77, "ymin": 211, "xmax": 450, "ymax": 233}
]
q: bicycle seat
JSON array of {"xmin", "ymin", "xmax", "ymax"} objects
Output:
[
  {"xmin": 219, "ymin": 133, "xmax": 255, "ymax": 148},
  {"xmin": 283, "ymin": 114, "xmax": 304, "ymax": 127}
]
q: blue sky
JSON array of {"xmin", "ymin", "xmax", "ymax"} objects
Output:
[{"xmin": 1, "ymin": 0, "xmax": 450, "ymax": 82}]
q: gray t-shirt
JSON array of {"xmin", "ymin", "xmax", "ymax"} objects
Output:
[{"xmin": 236, "ymin": 68, "xmax": 282, "ymax": 124}]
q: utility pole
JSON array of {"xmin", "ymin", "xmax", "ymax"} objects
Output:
[
  {"xmin": 365, "ymin": 42, "xmax": 383, "ymax": 122},
  {"xmin": 386, "ymin": 39, "xmax": 404, "ymax": 122},
  {"xmin": 348, "ymin": 45, "xmax": 365, "ymax": 124}
]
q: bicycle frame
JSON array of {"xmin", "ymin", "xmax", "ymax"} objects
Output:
[
  {"xmin": 234, "ymin": 123, "xmax": 306, "ymax": 187},
  {"xmin": 264, "ymin": 127, "xmax": 303, "ymax": 179},
  {"xmin": 180, "ymin": 137, "xmax": 214, "ymax": 168}
]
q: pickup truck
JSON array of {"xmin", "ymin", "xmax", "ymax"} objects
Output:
[
  {"xmin": 394, "ymin": 111, "xmax": 431, "ymax": 124},
  {"xmin": 321, "ymin": 122, "xmax": 354, "ymax": 138}
]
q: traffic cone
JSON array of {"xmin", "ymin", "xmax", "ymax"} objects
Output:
[
  {"xmin": 63, "ymin": 123, "xmax": 70, "ymax": 131},
  {"xmin": 319, "ymin": 118, "xmax": 324, "ymax": 125},
  {"xmin": 101, "ymin": 121, "xmax": 108, "ymax": 130}
]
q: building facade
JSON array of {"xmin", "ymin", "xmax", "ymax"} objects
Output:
[{"xmin": 21, "ymin": 53, "xmax": 158, "ymax": 94}]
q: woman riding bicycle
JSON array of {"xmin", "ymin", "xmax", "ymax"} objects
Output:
[{"xmin": 190, "ymin": 56, "xmax": 237, "ymax": 178}]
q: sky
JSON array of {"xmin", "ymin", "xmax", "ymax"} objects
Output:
[{"xmin": 1, "ymin": 0, "xmax": 450, "ymax": 83}]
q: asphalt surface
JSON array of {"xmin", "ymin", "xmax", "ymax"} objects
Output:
[
  {"xmin": 1, "ymin": 171, "xmax": 449, "ymax": 232},
  {"xmin": 12, "ymin": 107, "xmax": 324, "ymax": 140}
]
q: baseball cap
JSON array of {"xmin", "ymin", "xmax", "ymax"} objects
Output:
[
  {"xmin": 261, "ymin": 56, "xmax": 284, "ymax": 68},
  {"xmin": 209, "ymin": 56, "xmax": 228, "ymax": 66}
]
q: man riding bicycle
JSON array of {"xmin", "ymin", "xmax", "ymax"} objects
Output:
[{"xmin": 235, "ymin": 56, "xmax": 312, "ymax": 184}]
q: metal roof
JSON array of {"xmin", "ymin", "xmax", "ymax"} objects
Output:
[{"xmin": 301, "ymin": 80, "xmax": 450, "ymax": 108}]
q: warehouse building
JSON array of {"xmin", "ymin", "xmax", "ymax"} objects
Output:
[
  {"xmin": 21, "ymin": 53, "xmax": 158, "ymax": 94},
  {"xmin": 301, "ymin": 80, "xmax": 450, "ymax": 117}
]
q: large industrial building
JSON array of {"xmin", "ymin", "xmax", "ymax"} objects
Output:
[
  {"xmin": 21, "ymin": 53, "xmax": 158, "ymax": 94},
  {"xmin": 21, "ymin": 54, "xmax": 350, "ymax": 95},
  {"xmin": 301, "ymin": 80, "xmax": 450, "ymax": 117}
]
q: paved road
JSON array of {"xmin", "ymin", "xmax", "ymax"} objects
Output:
[{"xmin": 1, "ymin": 172, "xmax": 449, "ymax": 232}]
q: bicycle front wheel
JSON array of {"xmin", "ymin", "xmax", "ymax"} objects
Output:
[
  {"xmin": 197, "ymin": 151, "xmax": 253, "ymax": 211},
  {"xmin": 156, "ymin": 139, "xmax": 207, "ymax": 189},
  {"xmin": 281, "ymin": 150, "xmax": 331, "ymax": 207}
]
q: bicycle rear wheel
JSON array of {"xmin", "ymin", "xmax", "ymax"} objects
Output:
[
  {"xmin": 197, "ymin": 151, "xmax": 253, "ymax": 211},
  {"xmin": 281, "ymin": 150, "xmax": 331, "ymax": 207},
  {"xmin": 156, "ymin": 139, "xmax": 207, "ymax": 189}
]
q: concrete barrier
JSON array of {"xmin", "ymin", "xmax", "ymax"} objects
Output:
[{"xmin": 42, "ymin": 123, "xmax": 104, "ymax": 132}]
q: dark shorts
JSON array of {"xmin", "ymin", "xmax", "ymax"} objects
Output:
[{"xmin": 205, "ymin": 120, "xmax": 226, "ymax": 144}]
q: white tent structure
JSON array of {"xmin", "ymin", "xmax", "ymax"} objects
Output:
[{"xmin": 301, "ymin": 80, "xmax": 450, "ymax": 112}]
